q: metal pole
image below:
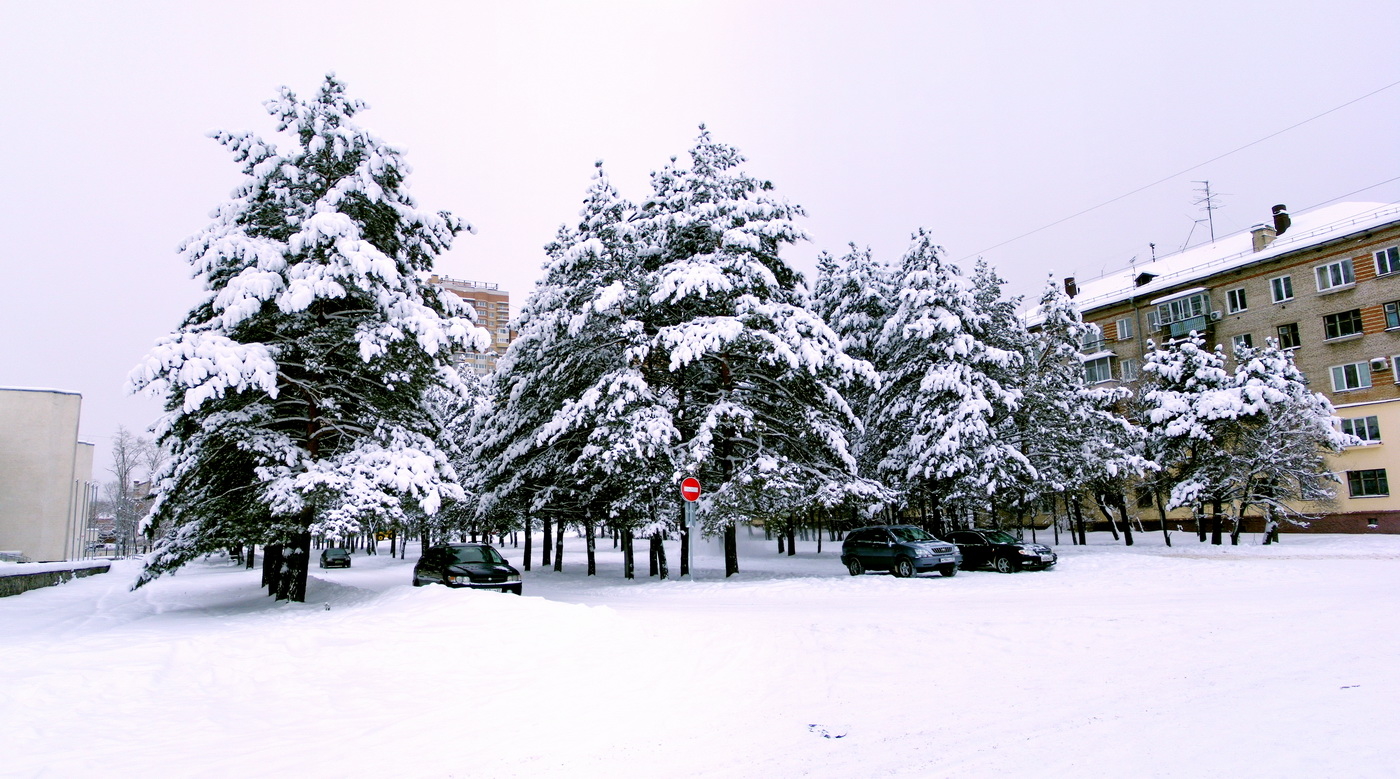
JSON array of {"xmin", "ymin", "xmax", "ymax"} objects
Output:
[{"xmin": 685, "ymin": 500, "xmax": 696, "ymax": 580}]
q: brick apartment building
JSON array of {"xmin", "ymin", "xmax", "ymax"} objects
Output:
[
  {"xmin": 1061, "ymin": 200, "xmax": 1400, "ymax": 533},
  {"xmin": 429, "ymin": 275, "xmax": 513, "ymax": 375}
]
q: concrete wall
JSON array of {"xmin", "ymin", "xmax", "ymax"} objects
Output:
[
  {"xmin": 0, "ymin": 561, "xmax": 110, "ymax": 597},
  {"xmin": 0, "ymin": 388, "xmax": 87, "ymax": 561}
]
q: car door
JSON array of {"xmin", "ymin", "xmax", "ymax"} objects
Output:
[
  {"xmin": 865, "ymin": 528, "xmax": 896, "ymax": 570},
  {"xmin": 951, "ymin": 532, "xmax": 989, "ymax": 568},
  {"xmin": 417, "ymin": 549, "xmax": 447, "ymax": 583}
]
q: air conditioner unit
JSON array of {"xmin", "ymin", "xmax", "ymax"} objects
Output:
[
  {"xmin": 1209, "ymin": 311, "xmax": 1223, "ymax": 321},
  {"xmin": 1370, "ymin": 357, "xmax": 1390, "ymax": 372}
]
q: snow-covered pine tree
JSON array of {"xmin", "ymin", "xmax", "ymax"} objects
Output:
[
  {"xmin": 633, "ymin": 127, "xmax": 880, "ymax": 576},
  {"xmin": 864, "ymin": 231, "xmax": 1032, "ymax": 533},
  {"xmin": 1020, "ymin": 279, "xmax": 1156, "ymax": 545},
  {"xmin": 1215, "ymin": 339, "xmax": 1354, "ymax": 543},
  {"xmin": 469, "ymin": 162, "xmax": 678, "ymax": 577},
  {"xmin": 128, "ymin": 75, "xmax": 490, "ymax": 600},
  {"xmin": 811, "ymin": 244, "xmax": 894, "ymax": 424},
  {"xmin": 1139, "ymin": 333, "xmax": 1233, "ymax": 543}
]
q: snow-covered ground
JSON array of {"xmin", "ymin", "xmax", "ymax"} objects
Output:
[{"xmin": 3, "ymin": 530, "xmax": 1397, "ymax": 778}]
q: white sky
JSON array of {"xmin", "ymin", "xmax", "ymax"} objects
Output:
[{"xmin": 2, "ymin": 0, "xmax": 1398, "ymax": 479}]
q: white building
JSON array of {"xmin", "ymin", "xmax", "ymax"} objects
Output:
[{"xmin": 0, "ymin": 388, "xmax": 97, "ymax": 561}]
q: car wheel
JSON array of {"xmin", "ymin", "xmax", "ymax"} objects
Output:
[
  {"xmin": 846, "ymin": 558, "xmax": 864, "ymax": 576},
  {"xmin": 938, "ymin": 564, "xmax": 957, "ymax": 577},
  {"xmin": 994, "ymin": 555, "xmax": 1016, "ymax": 573},
  {"xmin": 412, "ymin": 577, "xmax": 423, "ymax": 587},
  {"xmin": 892, "ymin": 557, "xmax": 914, "ymax": 578}
]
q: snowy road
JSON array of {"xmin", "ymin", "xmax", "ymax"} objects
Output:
[{"xmin": 3, "ymin": 532, "xmax": 1397, "ymax": 778}]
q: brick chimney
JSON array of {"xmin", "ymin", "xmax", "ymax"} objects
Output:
[{"xmin": 1251, "ymin": 224, "xmax": 1278, "ymax": 252}]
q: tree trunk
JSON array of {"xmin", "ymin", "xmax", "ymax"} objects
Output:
[
  {"xmin": 815, "ymin": 509, "xmax": 823, "ymax": 554},
  {"xmin": 523, "ymin": 514, "xmax": 533, "ymax": 572},
  {"xmin": 724, "ymin": 523, "xmax": 739, "ymax": 577},
  {"xmin": 553, "ymin": 521, "xmax": 564, "ymax": 572},
  {"xmin": 246, "ymin": 544, "xmax": 256, "ymax": 570},
  {"xmin": 1196, "ymin": 507, "xmax": 1207, "ymax": 543},
  {"xmin": 1093, "ymin": 493, "xmax": 1121, "ymax": 540},
  {"xmin": 1052, "ymin": 494, "xmax": 1061, "ymax": 545},
  {"xmin": 285, "ymin": 531, "xmax": 311, "ymax": 603},
  {"xmin": 1073, "ymin": 499, "xmax": 1087, "ymax": 546},
  {"xmin": 585, "ymin": 520, "xmax": 596, "ymax": 576},
  {"xmin": 680, "ymin": 526, "xmax": 690, "ymax": 577},
  {"xmin": 786, "ymin": 519, "xmax": 796, "ymax": 557},
  {"xmin": 1210, "ymin": 497, "xmax": 1223, "ymax": 545},
  {"xmin": 542, "ymin": 515, "xmax": 553, "ymax": 568},
  {"xmin": 262, "ymin": 543, "xmax": 281, "ymax": 594},
  {"xmin": 1153, "ymin": 490, "xmax": 1171, "ymax": 547},
  {"xmin": 1230, "ymin": 502, "xmax": 1247, "ymax": 546},
  {"xmin": 652, "ymin": 532, "xmax": 668, "ymax": 580},
  {"xmin": 622, "ymin": 529, "xmax": 635, "ymax": 579},
  {"xmin": 649, "ymin": 530, "xmax": 659, "ymax": 576},
  {"xmin": 1113, "ymin": 493, "xmax": 1133, "ymax": 547},
  {"xmin": 776, "ymin": 529, "xmax": 785, "ymax": 554}
]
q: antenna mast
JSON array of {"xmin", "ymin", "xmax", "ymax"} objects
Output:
[{"xmin": 1192, "ymin": 180, "xmax": 1222, "ymax": 243}]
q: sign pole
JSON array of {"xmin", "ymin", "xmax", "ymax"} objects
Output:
[{"xmin": 680, "ymin": 477, "xmax": 701, "ymax": 580}]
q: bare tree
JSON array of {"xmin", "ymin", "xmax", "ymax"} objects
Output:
[{"xmin": 106, "ymin": 425, "xmax": 153, "ymax": 557}]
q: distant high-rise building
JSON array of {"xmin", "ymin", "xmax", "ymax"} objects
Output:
[{"xmin": 430, "ymin": 275, "xmax": 513, "ymax": 375}]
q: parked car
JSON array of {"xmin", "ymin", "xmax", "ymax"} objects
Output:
[
  {"xmin": 946, "ymin": 529, "xmax": 1056, "ymax": 572},
  {"xmin": 413, "ymin": 543, "xmax": 522, "ymax": 594},
  {"xmin": 841, "ymin": 525, "xmax": 962, "ymax": 578},
  {"xmin": 319, "ymin": 547, "xmax": 351, "ymax": 569}
]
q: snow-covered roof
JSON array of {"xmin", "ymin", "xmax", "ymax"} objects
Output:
[{"xmin": 1025, "ymin": 201, "xmax": 1400, "ymax": 324}]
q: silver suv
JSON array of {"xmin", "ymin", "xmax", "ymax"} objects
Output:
[{"xmin": 841, "ymin": 525, "xmax": 961, "ymax": 578}]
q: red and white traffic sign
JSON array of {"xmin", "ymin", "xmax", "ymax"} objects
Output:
[{"xmin": 680, "ymin": 477, "xmax": 702, "ymax": 502}]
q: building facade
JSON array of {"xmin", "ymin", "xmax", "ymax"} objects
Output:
[
  {"xmin": 1061, "ymin": 201, "xmax": 1400, "ymax": 532},
  {"xmin": 429, "ymin": 275, "xmax": 513, "ymax": 375},
  {"xmin": 0, "ymin": 388, "xmax": 97, "ymax": 561}
]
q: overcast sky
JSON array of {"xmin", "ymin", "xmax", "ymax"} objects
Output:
[{"xmin": 2, "ymin": 0, "xmax": 1398, "ymax": 479}]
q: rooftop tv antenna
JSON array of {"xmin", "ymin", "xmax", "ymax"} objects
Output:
[{"xmin": 1192, "ymin": 180, "xmax": 1222, "ymax": 243}]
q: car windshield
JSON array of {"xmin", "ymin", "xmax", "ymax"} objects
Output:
[
  {"xmin": 448, "ymin": 546, "xmax": 504, "ymax": 564},
  {"xmin": 888, "ymin": 526, "xmax": 936, "ymax": 543},
  {"xmin": 324, "ymin": 549, "xmax": 348, "ymax": 557},
  {"xmin": 982, "ymin": 530, "xmax": 1020, "ymax": 544}
]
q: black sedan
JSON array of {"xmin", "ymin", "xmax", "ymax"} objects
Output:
[
  {"xmin": 319, "ymin": 547, "xmax": 351, "ymax": 568},
  {"xmin": 947, "ymin": 530, "xmax": 1057, "ymax": 573},
  {"xmin": 413, "ymin": 543, "xmax": 522, "ymax": 594}
]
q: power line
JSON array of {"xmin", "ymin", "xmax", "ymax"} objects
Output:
[{"xmin": 959, "ymin": 77, "xmax": 1400, "ymax": 261}]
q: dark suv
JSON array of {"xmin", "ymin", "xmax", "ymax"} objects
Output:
[
  {"xmin": 413, "ymin": 543, "xmax": 523, "ymax": 594},
  {"xmin": 946, "ymin": 529, "xmax": 1056, "ymax": 573},
  {"xmin": 841, "ymin": 525, "xmax": 962, "ymax": 578}
]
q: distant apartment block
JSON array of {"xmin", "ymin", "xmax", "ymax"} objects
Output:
[
  {"xmin": 1055, "ymin": 201, "xmax": 1400, "ymax": 532},
  {"xmin": 429, "ymin": 275, "xmax": 514, "ymax": 375},
  {"xmin": 0, "ymin": 388, "xmax": 97, "ymax": 561}
]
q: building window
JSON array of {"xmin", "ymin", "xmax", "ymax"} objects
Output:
[
  {"xmin": 1080, "ymin": 323, "xmax": 1105, "ymax": 352},
  {"xmin": 1271, "ymin": 275, "xmax": 1294, "ymax": 303},
  {"xmin": 1277, "ymin": 322, "xmax": 1301, "ymax": 349},
  {"xmin": 1340, "ymin": 416, "xmax": 1381, "ymax": 443},
  {"xmin": 1083, "ymin": 356, "xmax": 1113, "ymax": 384},
  {"xmin": 1331, "ymin": 361, "xmax": 1372, "ymax": 392},
  {"xmin": 1347, "ymin": 469, "xmax": 1389, "ymax": 497},
  {"xmin": 1156, "ymin": 292, "xmax": 1209, "ymax": 325},
  {"xmin": 1231, "ymin": 333, "xmax": 1254, "ymax": 352},
  {"xmin": 1146, "ymin": 310, "xmax": 1160, "ymax": 331},
  {"xmin": 1385, "ymin": 301, "xmax": 1400, "ymax": 330},
  {"xmin": 1226, "ymin": 287, "xmax": 1247, "ymax": 313},
  {"xmin": 1376, "ymin": 246, "xmax": 1400, "ymax": 276},
  {"xmin": 1323, "ymin": 309, "xmax": 1364, "ymax": 340},
  {"xmin": 1115, "ymin": 316, "xmax": 1134, "ymax": 340},
  {"xmin": 1120, "ymin": 358, "xmax": 1139, "ymax": 381},
  {"xmin": 1315, "ymin": 259, "xmax": 1355, "ymax": 292}
]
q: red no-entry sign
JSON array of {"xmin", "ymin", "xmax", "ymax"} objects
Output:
[{"xmin": 680, "ymin": 477, "xmax": 702, "ymax": 502}]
